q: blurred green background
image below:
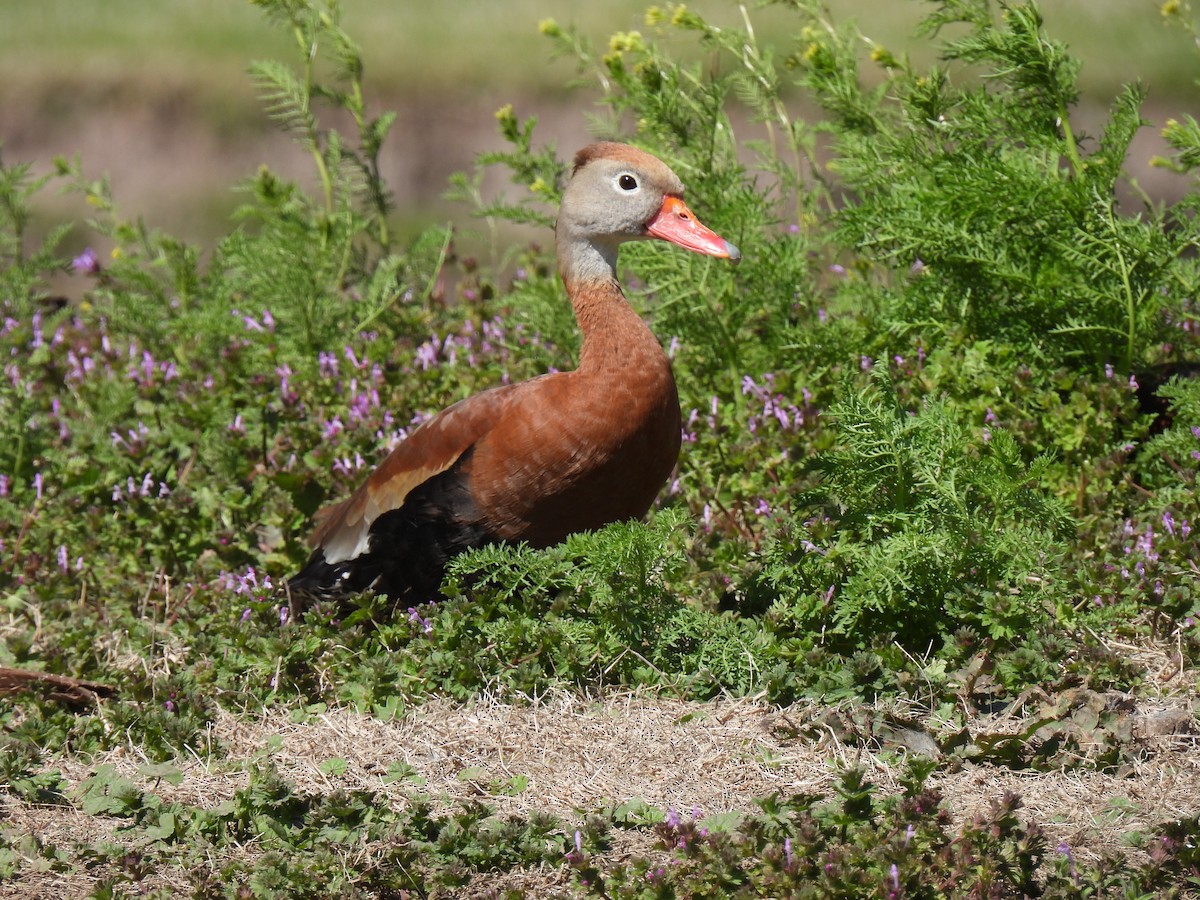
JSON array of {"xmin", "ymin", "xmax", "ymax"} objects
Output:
[{"xmin": 2, "ymin": 0, "xmax": 1198, "ymax": 244}]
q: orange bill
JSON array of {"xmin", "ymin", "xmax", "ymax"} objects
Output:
[{"xmin": 645, "ymin": 195, "xmax": 741, "ymax": 263}]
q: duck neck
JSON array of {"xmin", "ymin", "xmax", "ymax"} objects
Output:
[{"xmin": 558, "ymin": 238, "xmax": 665, "ymax": 376}]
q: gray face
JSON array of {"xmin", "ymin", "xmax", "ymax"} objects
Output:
[{"xmin": 559, "ymin": 154, "xmax": 686, "ymax": 244}]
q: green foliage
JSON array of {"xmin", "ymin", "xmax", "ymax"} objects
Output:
[
  {"xmin": 0, "ymin": 739, "xmax": 70, "ymax": 806},
  {"xmin": 0, "ymin": 0, "xmax": 451, "ymax": 631},
  {"xmin": 816, "ymin": 3, "xmax": 1198, "ymax": 372},
  {"xmin": 436, "ymin": 513, "xmax": 768, "ymax": 698},
  {"xmin": 4, "ymin": 761, "xmax": 569, "ymax": 896},
  {"xmin": 573, "ymin": 765, "xmax": 1200, "ymax": 898},
  {"xmin": 1139, "ymin": 375, "xmax": 1200, "ymax": 496},
  {"xmin": 5, "ymin": 759, "xmax": 1199, "ymax": 896},
  {"xmin": 0, "ymin": 147, "xmax": 72, "ymax": 302},
  {"xmin": 751, "ymin": 373, "xmax": 1073, "ymax": 648}
]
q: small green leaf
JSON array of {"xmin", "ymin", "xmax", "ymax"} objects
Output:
[
  {"xmin": 137, "ymin": 763, "xmax": 184, "ymax": 786},
  {"xmin": 318, "ymin": 758, "xmax": 348, "ymax": 777}
]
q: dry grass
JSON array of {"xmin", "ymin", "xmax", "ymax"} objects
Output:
[
  {"xmin": 219, "ymin": 691, "xmax": 1200, "ymax": 864},
  {"xmin": 6, "ymin": 671, "xmax": 1197, "ymax": 896}
]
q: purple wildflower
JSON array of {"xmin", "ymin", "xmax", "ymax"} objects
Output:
[
  {"xmin": 318, "ymin": 351, "xmax": 339, "ymax": 377},
  {"xmin": 1057, "ymin": 842, "xmax": 1078, "ymax": 884},
  {"xmin": 407, "ymin": 606, "xmax": 433, "ymax": 635},
  {"xmin": 276, "ymin": 363, "xmax": 294, "ymax": 402},
  {"xmin": 237, "ymin": 310, "xmax": 264, "ymax": 332},
  {"xmin": 72, "ymin": 247, "xmax": 101, "ymax": 276},
  {"xmin": 414, "ymin": 340, "xmax": 439, "ymax": 370},
  {"xmin": 66, "ymin": 350, "xmax": 95, "ymax": 383},
  {"xmin": 139, "ymin": 350, "xmax": 156, "ymax": 385}
]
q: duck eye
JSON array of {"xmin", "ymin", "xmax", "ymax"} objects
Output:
[{"xmin": 618, "ymin": 174, "xmax": 638, "ymax": 191}]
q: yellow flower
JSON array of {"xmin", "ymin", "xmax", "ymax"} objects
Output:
[
  {"xmin": 608, "ymin": 31, "xmax": 645, "ymax": 54},
  {"xmin": 538, "ymin": 18, "xmax": 561, "ymax": 37},
  {"xmin": 671, "ymin": 5, "xmax": 703, "ymax": 29},
  {"xmin": 869, "ymin": 45, "xmax": 897, "ymax": 68}
]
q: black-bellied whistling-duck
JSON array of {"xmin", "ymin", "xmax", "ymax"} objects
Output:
[{"xmin": 289, "ymin": 142, "xmax": 740, "ymax": 602}]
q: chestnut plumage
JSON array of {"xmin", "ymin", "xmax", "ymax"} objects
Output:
[{"xmin": 289, "ymin": 142, "xmax": 740, "ymax": 602}]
